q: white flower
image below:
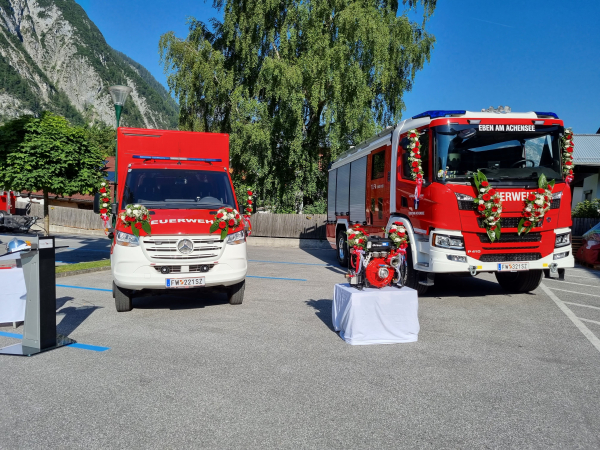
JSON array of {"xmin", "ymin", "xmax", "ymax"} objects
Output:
[
  {"xmin": 126, "ymin": 208, "xmax": 132, "ymax": 215},
  {"xmin": 525, "ymin": 207, "xmax": 532, "ymax": 212},
  {"xmin": 480, "ymin": 188, "xmax": 486, "ymax": 193},
  {"xmin": 101, "ymin": 182, "xmax": 106, "ymax": 187},
  {"xmin": 479, "ymin": 200, "xmax": 484, "ymax": 204},
  {"xmin": 102, "ymin": 203, "xmax": 107, "ymax": 207},
  {"xmin": 133, "ymin": 210, "xmax": 141, "ymax": 217},
  {"xmin": 535, "ymin": 198, "xmax": 544, "ymax": 206}
]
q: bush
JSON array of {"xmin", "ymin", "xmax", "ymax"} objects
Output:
[{"xmin": 572, "ymin": 199, "xmax": 600, "ymax": 218}]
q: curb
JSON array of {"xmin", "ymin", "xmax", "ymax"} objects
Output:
[
  {"xmin": 247, "ymin": 237, "xmax": 333, "ymax": 249},
  {"xmin": 56, "ymin": 266, "xmax": 111, "ymax": 278}
]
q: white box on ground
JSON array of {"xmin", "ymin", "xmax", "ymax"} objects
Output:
[
  {"xmin": 332, "ymin": 283, "xmax": 419, "ymax": 345},
  {"xmin": 0, "ymin": 253, "xmax": 27, "ymax": 324}
]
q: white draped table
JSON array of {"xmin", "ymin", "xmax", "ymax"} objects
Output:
[
  {"xmin": 332, "ymin": 283, "xmax": 419, "ymax": 345},
  {"xmin": 0, "ymin": 253, "xmax": 27, "ymax": 324}
]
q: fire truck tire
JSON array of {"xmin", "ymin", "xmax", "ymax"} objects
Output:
[
  {"xmin": 403, "ymin": 247, "xmax": 428, "ymax": 295},
  {"xmin": 336, "ymin": 229, "xmax": 349, "ymax": 267},
  {"xmin": 227, "ymin": 280, "xmax": 245, "ymax": 305},
  {"xmin": 494, "ymin": 270, "xmax": 543, "ymax": 293},
  {"xmin": 114, "ymin": 282, "xmax": 133, "ymax": 312}
]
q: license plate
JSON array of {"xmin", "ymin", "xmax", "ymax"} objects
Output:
[
  {"xmin": 497, "ymin": 262, "xmax": 529, "ymax": 271},
  {"xmin": 165, "ymin": 277, "xmax": 205, "ymax": 288}
]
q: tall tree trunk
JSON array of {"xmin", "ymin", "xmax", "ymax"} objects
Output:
[{"xmin": 43, "ymin": 190, "xmax": 49, "ymax": 236}]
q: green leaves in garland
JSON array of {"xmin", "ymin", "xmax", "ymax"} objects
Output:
[{"xmin": 472, "ymin": 170, "xmax": 502, "ymax": 242}]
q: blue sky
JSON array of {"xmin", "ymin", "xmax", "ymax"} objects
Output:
[{"xmin": 77, "ymin": 0, "xmax": 600, "ymax": 133}]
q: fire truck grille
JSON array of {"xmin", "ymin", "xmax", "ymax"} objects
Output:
[
  {"xmin": 477, "ymin": 233, "xmax": 542, "ymax": 243},
  {"xmin": 550, "ymin": 198, "xmax": 560, "ymax": 209},
  {"xmin": 479, "ymin": 253, "xmax": 542, "ymax": 262},
  {"xmin": 142, "ymin": 237, "xmax": 223, "ymax": 261},
  {"xmin": 458, "ymin": 200, "xmax": 476, "ymax": 211},
  {"xmin": 153, "ymin": 265, "xmax": 214, "ymax": 273},
  {"xmin": 477, "ymin": 217, "xmax": 524, "ymax": 229}
]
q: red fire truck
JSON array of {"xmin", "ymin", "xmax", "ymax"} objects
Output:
[
  {"xmin": 100, "ymin": 128, "xmax": 247, "ymax": 311},
  {"xmin": 326, "ymin": 109, "xmax": 574, "ymax": 294}
]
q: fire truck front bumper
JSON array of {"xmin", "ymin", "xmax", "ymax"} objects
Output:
[{"xmin": 424, "ymin": 245, "xmax": 575, "ymax": 274}]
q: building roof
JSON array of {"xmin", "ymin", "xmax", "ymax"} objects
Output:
[{"xmin": 573, "ymin": 134, "xmax": 600, "ymax": 165}]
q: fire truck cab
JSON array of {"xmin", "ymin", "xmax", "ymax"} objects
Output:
[{"xmin": 326, "ymin": 109, "xmax": 574, "ymax": 294}]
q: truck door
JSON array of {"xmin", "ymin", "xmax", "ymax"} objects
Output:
[{"xmin": 367, "ymin": 147, "xmax": 390, "ymax": 232}]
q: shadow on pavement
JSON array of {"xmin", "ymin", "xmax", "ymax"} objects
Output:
[
  {"xmin": 56, "ymin": 295, "xmax": 103, "ymax": 336},
  {"xmin": 133, "ymin": 291, "xmax": 229, "ymax": 311},
  {"xmin": 305, "ymin": 299, "xmax": 335, "ymax": 332},
  {"xmin": 298, "ymin": 247, "xmax": 338, "ymax": 266}
]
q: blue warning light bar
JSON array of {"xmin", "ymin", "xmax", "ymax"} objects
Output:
[
  {"xmin": 412, "ymin": 110, "xmax": 466, "ymax": 119},
  {"xmin": 132, "ymin": 155, "xmax": 222, "ymax": 162},
  {"xmin": 534, "ymin": 111, "xmax": 559, "ymax": 119}
]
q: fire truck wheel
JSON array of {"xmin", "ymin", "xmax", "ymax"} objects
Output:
[
  {"xmin": 227, "ymin": 280, "xmax": 245, "ymax": 305},
  {"xmin": 336, "ymin": 230, "xmax": 349, "ymax": 267},
  {"xmin": 403, "ymin": 247, "xmax": 429, "ymax": 295},
  {"xmin": 114, "ymin": 282, "xmax": 133, "ymax": 312},
  {"xmin": 494, "ymin": 270, "xmax": 543, "ymax": 293}
]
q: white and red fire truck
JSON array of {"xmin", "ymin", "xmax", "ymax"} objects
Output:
[
  {"xmin": 101, "ymin": 128, "xmax": 247, "ymax": 311},
  {"xmin": 327, "ymin": 108, "xmax": 574, "ymax": 294}
]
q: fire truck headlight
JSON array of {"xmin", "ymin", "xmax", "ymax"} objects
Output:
[
  {"xmin": 116, "ymin": 230, "xmax": 139, "ymax": 247},
  {"xmin": 227, "ymin": 230, "xmax": 246, "ymax": 245},
  {"xmin": 555, "ymin": 232, "xmax": 571, "ymax": 248},
  {"xmin": 433, "ymin": 233, "xmax": 465, "ymax": 250},
  {"xmin": 454, "ymin": 192, "xmax": 474, "ymax": 201}
]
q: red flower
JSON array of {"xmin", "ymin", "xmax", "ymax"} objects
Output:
[
  {"xmin": 491, "ymin": 225, "xmax": 497, "ymax": 231},
  {"xmin": 544, "ymin": 196, "xmax": 549, "ymax": 201},
  {"xmin": 135, "ymin": 223, "xmax": 142, "ymax": 229},
  {"xmin": 409, "ymin": 133, "xmax": 416, "ymax": 138},
  {"xmin": 489, "ymin": 189, "xmax": 496, "ymax": 195},
  {"xmin": 100, "ymin": 208, "xmax": 107, "ymax": 214},
  {"xmin": 525, "ymin": 211, "xmax": 532, "ymax": 217},
  {"xmin": 247, "ymin": 190, "xmax": 253, "ymax": 195},
  {"xmin": 235, "ymin": 214, "xmax": 240, "ymax": 219},
  {"xmin": 99, "ymin": 187, "xmax": 106, "ymax": 193},
  {"xmin": 219, "ymin": 222, "xmax": 226, "ymax": 229},
  {"xmin": 565, "ymin": 160, "xmax": 572, "ymax": 166},
  {"xmin": 393, "ymin": 221, "xmax": 402, "ymax": 226},
  {"xmin": 358, "ymin": 239, "xmax": 363, "ymax": 244},
  {"xmin": 493, "ymin": 198, "xmax": 500, "ymax": 204},
  {"xmin": 537, "ymin": 188, "xmax": 545, "ymax": 194},
  {"xmin": 534, "ymin": 211, "xmax": 540, "ymax": 216},
  {"xmin": 142, "ymin": 215, "xmax": 147, "ymax": 221},
  {"xmin": 569, "ymin": 169, "xmax": 573, "ymax": 175},
  {"xmin": 412, "ymin": 161, "xmax": 419, "ymax": 167},
  {"xmin": 414, "ymin": 141, "xmax": 420, "ymax": 148},
  {"xmin": 226, "ymin": 208, "xmax": 233, "ymax": 213},
  {"xmin": 247, "ymin": 199, "xmax": 253, "ymax": 204},
  {"xmin": 543, "ymin": 203, "xmax": 548, "ymax": 209},
  {"xmin": 414, "ymin": 154, "xmax": 421, "ymax": 159},
  {"xmin": 350, "ymin": 234, "xmax": 356, "ymax": 239},
  {"xmin": 492, "ymin": 206, "xmax": 498, "ymax": 212},
  {"xmin": 566, "ymin": 147, "xmax": 573, "ymax": 153},
  {"xmin": 523, "ymin": 220, "xmax": 532, "ymax": 227},
  {"xmin": 412, "ymin": 167, "xmax": 420, "ymax": 173},
  {"xmin": 228, "ymin": 219, "xmax": 235, "ymax": 226},
  {"xmin": 398, "ymin": 232, "xmax": 405, "ymax": 237},
  {"xmin": 478, "ymin": 204, "xmax": 485, "ymax": 211},
  {"xmin": 483, "ymin": 193, "xmax": 491, "ymax": 201},
  {"xmin": 400, "ymin": 242, "xmax": 407, "ymax": 249},
  {"xmin": 127, "ymin": 216, "xmax": 134, "ymax": 221},
  {"xmin": 217, "ymin": 212, "xmax": 224, "ymax": 218},
  {"xmin": 528, "ymin": 194, "xmax": 536, "ymax": 201},
  {"xmin": 481, "ymin": 181, "xmax": 489, "ymax": 187}
]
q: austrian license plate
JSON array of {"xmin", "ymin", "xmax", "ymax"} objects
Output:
[
  {"xmin": 165, "ymin": 277, "xmax": 205, "ymax": 288},
  {"xmin": 497, "ymin": 263, "xmax": 529, "ymax": 271}
]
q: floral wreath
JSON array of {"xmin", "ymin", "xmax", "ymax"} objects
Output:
[
  {"xmin": 472, "ymin": 170, "xmax": 503, "ymax": 242},
  {"xmin": 346, "ymin": 225, "xmax": 369, "ymax": 251},
  {"xmin": 210, "ymin": 207, "xmax": 242, "ymax": 240},
  {"xmin": 561, "ymin": 128, "xmax": 575, "ymax": 181},
  {"xmin": 407, "ymin": 129, "xmax": 424, "ymax": 181},
  {"xmin": 518, "ymin": 174, "xmax": 554, "ymax": 235},
  {"xmin": 97, "ymin": 180, "xmax": 111, "ymax": 227},
  {"xmin": 120, "ymin": 204, "xmax": 151, "ymax": 237},
  {"xmin": 388, "ymin": 221, "xmax": 409, "ymax": 251}
]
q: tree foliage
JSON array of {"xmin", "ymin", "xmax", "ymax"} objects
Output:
[
  {"xmin": 572, "ymin": 199, "xmax": 600, "ymax": 219},
  {"xmin": 160, "ymin": 0, "xmax": 436, "ymax": 212}
]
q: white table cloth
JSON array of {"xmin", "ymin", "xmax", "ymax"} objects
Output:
[
  {"xmin": 0, "ymin": 253, "xmax": 27, "ymax": 324},
  {"xmin": 332, "ymin": 283, "xmax": 419, "ymax": 345}
]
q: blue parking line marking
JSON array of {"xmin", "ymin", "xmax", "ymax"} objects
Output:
[
  {"xmin": 57, "ymin": 248, "xmax": 109, "ymax": 253},
  {"xmin": 247, "ymin": 275, "xmax": 308, "ymax": 281},
  {"xmin": 0, "ymin": 331, "xmax": 109, "ymax": 352},
  {"xmin": 56, "ymin": 284, "xmax": 112, "ymax": 292},
  {"xmin": 249, "ymin": 259, "xmax": 331, "ymax": 267}
]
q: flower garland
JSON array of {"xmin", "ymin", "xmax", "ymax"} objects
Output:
[
  {"xmin": 407, "ymin": 129, "xmax": 423, "ymax": 181},
  {"xmin": 120, "ymin": 204, "xmax": 151, "ymax": 237},
  {"xmin": 472, "ymin": 170, "xmax": 503, "ymax": 242},
  {"xmin": 518, "ymin": 174, "xmax": 555, "ymax": 235},
  {"xmin": 244, "ymin": 190, "xmax": 253, "ymax": 217},
  {"xmin": 97, "ymin": 180, "xmax": 111, "ymax": 228},
  {"xmin": 388, "ymin": 221, "xmax": 409, "ymax": 251},
  {"xmin": 210, "ymin": 207, "xmax": 242, "ymax": 240},
  {"xmin": 562, "ymin": 127, "xmax": 575, "ymax": 183},
  {"xmin": 346, "ymin": 225, "xmax": 369, "ymax": 251}
]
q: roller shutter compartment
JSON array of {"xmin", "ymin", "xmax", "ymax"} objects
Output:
[
  {"xmin": 327, "ymin": 169, "xmax": 337, "ymax": 221},
  {"xmin": 349, "ymin": 157, "xmax": 367, "ymax": 223},
  {"xmin": 336, "ymin": 164, "xmax": 350, "ymax": 216}
]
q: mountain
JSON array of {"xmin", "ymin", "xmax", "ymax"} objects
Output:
[{"xmin": 0, "ymin": 0, "xmax": 178, "ymax": 128}]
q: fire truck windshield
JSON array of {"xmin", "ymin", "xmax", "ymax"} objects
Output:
[
  {"xmin": 432, "ymin": 124, "xmax": 563, "ymax": 184},
  {"xmin": 121, "ymin": 168, "xmax": 236, "ymax": 210}
]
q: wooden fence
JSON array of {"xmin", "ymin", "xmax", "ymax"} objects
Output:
[
  {"xmin": 572, "ymin": 218, "xmax": 599, "ymax": 237},
  {"xmin": 28, "ymin": 203, "xmax": 105, "ymax": 230},
  {"xmin": 249, "ymin": 214, "xmax": 327, "ymax": 239}
]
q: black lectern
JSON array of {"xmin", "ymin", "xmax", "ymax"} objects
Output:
[{"xmin": 0, "ymin": 236, "xmax": 75, "ymax": 356}]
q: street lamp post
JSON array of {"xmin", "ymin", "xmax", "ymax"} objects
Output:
[{"xmin": 108, "ymin": 85, "xmax": 132, "ymax": 227}]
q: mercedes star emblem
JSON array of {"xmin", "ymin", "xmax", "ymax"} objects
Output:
[{"xmin": 177, "ymin": 239, "xmax": 194, "ymax": 254}]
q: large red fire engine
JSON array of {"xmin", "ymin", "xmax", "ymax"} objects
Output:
[
  {"xmin": 99, "ymin": 128, "xmax": 248, "ymax": 311},
  {"xmin": 326, "ymin": 109, "xmax": 574, "ymax": 293}
]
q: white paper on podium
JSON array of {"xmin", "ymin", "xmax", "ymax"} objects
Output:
[
  {"xmin": 332, "ymin": 283, "xmax": 419, "ymax": 345},
  {"xmin": 0, "ymin": 253, "xmax": 27, "ymax": 323}
]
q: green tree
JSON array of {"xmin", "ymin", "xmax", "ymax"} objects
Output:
[
  {"xmin": 160, "ymin": 0, "xmax": 436, "ymax": 212},
  {"xmin": 572, "ymin": 199, "xmax": 600, "ymax": 218},
  {"xmin": 0, "ymin": 112, "xmax": 106, "ymax": 234},
  {"xmin": 84, "ymin": 122, "xmax": 116, "ymax": 157}
]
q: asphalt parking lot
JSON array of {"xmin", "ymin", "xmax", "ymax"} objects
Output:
[{"xmin": 1, "ymin": 243, "xmax": 600, "ymax": 448}]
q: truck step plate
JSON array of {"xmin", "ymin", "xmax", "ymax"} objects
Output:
[
  {"xmin": 497, "ymin": 262, "xmax": 529, "ymax": 271},
  {"xmin": 166, "ymin": 277, "xmax": 205, "ymax": 288}
]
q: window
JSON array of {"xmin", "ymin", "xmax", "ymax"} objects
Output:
[
  {"xmin": 371, "ymin": 151, "xmax": 385, "ymax": 179},
  {"xmin": 401, "ymin": 130, "xmax": 429, "ymax": 181}
]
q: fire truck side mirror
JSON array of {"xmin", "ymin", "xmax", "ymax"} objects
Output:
[{"xmin": 93, "ymin": 193, "xmax": 100, "ymax": 214}]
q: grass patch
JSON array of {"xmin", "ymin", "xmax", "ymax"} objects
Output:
[{"xmin": 55, "ymin": 259, "xmax": 111, "ymax": 274}]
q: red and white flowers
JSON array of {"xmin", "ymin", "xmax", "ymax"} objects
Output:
[
  {"xmin": 120, "ymin": 204, "xmax": 151, "ymax": 237},
  {"xmin": 97, "ymin": 181, "xmax": 111, "ymax": 226},
  {"xmin": 562, "ymin": 127, "xmax": 575, "ymax": 180},
  {"xmin": 518, "ymin": 174, "xmax": 555, "ymax": 235},
  {"xmin": 210, "ymin": 207, "xmax": 242, "ymax": 239},
  {"xmin": 388, "ymin": 221, "xmax": 409, "ymax": 250},
  {"xmin": 346, "ymin": 225, "xmax": 369, "ymax": 251},
  {"xmin": 472, "ymin": 170, "xmax": 503, "ymax": 242},
  {"xmin": 407, "ymin": 129, "xmax": 424, "ymax": 181},
  {"xmin": 244, "ymin": 190, "xmax": 253, "ymax": 216}
]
